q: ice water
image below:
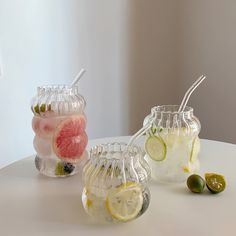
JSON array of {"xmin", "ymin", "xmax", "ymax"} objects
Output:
[{"xmin": 145, "ymin": 128, "xmax": 200, "ymax": 183}]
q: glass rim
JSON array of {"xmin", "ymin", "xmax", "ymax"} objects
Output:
[
  {"xmin": 151, "ymin": 105, "xmax": 193, "ymax": 115},
  {"xmin": 37, "ymin": 84, "xmax": 79, "ymax": 88},
  {"xmin": 37, "ymin": 85, "xmax": 80, "ymax": 94},
  {"xmin": 90, "ymin": 142, "xmax": 143, "ymax": 161}
]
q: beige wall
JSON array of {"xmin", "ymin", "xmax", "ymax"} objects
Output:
[
  {"xmin": 178, "ymin": 0, "xmax": 236, "ymax": 143},
  {"xmin": 127, "ymin": 0, "xmax": 178, "ymax": 133},
  {"xmin": 81, "ymin": 0, "xmax": 179, "ymax": 136},
  {"xmin": 127, "ymin": 0, "xmax": 236, "ymax": 144}
]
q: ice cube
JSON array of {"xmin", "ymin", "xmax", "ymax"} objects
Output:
[{"xmin": 33, "ymin": 135, "xmax": 52, "ymax": 157}]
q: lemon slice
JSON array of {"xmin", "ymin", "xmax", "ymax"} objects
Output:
[
  {"xmin": 182, "ymin": 165, "xmax": 191, "ymax": 173},
  {"xmin": 83, "ymin": 189, "xmax": 94, "ymax": 209},
  {"xmin": 145, "ymin": 135, "xmax": 167, "ymax": 161},
  {"xmin": 190, "ymin": 137, "xmax": 200, "ymax": 162},
  {"xmin": 106, "ymin": 182, "xmax": 143, "ymax": 222}
]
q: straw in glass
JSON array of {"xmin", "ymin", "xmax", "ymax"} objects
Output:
[
  {"xmin": 178, "ymin": 75, "xmax": 206, "ymax": 112},
  {"xmin": 70, "ymin": 68, "xmax": 86, "ymax": 88}
]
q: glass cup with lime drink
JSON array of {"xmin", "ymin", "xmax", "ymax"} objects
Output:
[{"xmin": 143, "ymin": 105, "xmax": 201, "ymax": 183}]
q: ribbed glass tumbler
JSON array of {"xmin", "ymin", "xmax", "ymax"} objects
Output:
[
  {"xmin": 82, "ymin": 142, "xmax": 151, "ymax": 223},
  {"xmin": 31, "ymin": 85, "xmax": 88, "ymax": 177},
  {"xmin": 143, "ymin": 105, "xmax": 201, "ymax": 183}
]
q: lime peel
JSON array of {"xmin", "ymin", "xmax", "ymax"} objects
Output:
[
  {"xmin": 187, "ymin": 174, "xmax": 205, "ymax": 193},
  {"xmin": 190, "ymin": 137, "xmax": 200, "ymax": 162},
  {"xmin": 145, "ymin": 135, "xmax": 167, "ymax": 161}
]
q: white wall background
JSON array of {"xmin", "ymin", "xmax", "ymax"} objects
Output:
[
  {"xmin": 0, "ymin": 0, "xmax": 86, "ymax": 167},
  {"xmin": 0, "ymin": 0, "xmax": 235, "ymax": 167}
]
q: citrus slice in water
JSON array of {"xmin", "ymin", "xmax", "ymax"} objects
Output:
[
  {"xmin": 53, "ymin": 116, "xmax": 87, "ymax": 161},
  {"xmin": 145, "ymin": 135, "xmax": 167, "ymax": 161},
  {"xmin": 55, "ymin": 162, "xmax": 75, "ymax": 176},
  {"xmin": 82, "ymin": 189, "xmax": 95, "ymax": 211},
  {"xmin": 106, "ymin": 182, "xmax": 143, "ymax": 222},
  {"xmin": 190, "ymin": 137, "xmax": 200, "ymax": 162},
  {"xmin": 205, "ymin": 173, "xmax": 226, "ymax": 193}
]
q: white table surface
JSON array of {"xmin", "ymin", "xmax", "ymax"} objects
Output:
[{"xmin": 0, "ymin": 136, "xmax": 235, "ymax": 236}]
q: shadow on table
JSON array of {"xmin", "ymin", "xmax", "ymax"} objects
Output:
[
  {"xmin": 0, "ymin": 157, "xmax": 37, "ymax": 178},
  {"xmin": 34, "ymin": 193, "xmax": 127, "ymax": 229},
  {"xmin": 35, "ymin": 193, "xmax": 92, "ymax": 226},
  {"xmin": 1, "ymin": 159, "xmax": 124, "ymax": 228},
  {"xmin": 150, "ymin": 180, "xmax": 192, "ymax": 196},
  {"xmin": 150, "ymin": 180, "xmax": 215, "ymax": 196}
]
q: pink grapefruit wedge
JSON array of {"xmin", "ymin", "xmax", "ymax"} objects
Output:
[{"xmin": 52, "ymin": 116, "xmax": 87, "ymax": 161}]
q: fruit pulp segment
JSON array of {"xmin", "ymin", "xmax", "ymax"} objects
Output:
[
  {"xmin": 53, "ymin": 116, "xmax": 88, "ymax": 160},
  {"xmin": 205, "ymin": 173, "xmax": 226, "ymax": 193},
  {"xmin": 106, "ymin": 183, "xmax": 143, "ymax": 222}
]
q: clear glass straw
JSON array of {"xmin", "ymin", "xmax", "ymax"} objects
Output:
[
  {"xmin": 178, "ymin": 75, "xmax": 206, "ymax": 112},
  {"xmin": 70, "ymin": 68, "xmax": 86, "ymax": 88}
]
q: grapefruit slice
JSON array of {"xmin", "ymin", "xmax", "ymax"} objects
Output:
[{"xmin": 53, "ymin": 116, "xmax": 88, "ymax": 161}]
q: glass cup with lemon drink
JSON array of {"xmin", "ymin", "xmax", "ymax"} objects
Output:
[
  {"xmin": 144, "ymin": 105, "xmax": 201, "ymax": 183},
  {"xmin": 82, "ymin": 142, "xmax": 151, "ymax": 223}
]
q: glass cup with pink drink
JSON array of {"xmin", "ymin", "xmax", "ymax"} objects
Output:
[{"xmin": 31, "ymin": 84, "xmax": 88, "ymax": 177}]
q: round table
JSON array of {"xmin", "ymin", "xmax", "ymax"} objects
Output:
[{"xmin": 0, "ymin": 137, "xmax": 235, "ymax": 236}]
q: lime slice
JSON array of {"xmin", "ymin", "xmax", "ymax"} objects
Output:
[
  {"xmin": 145, "ymin": 135, "xmax": 167, "ymax": 161},
  {"xmin": 55, "ymin": 162, "xmax": 75, "ymax": 176},
  {"xmin": 55, "ymin": 162, "xmax": 67, "ymax": 176},
  {"xmin": 106, "ymin": 182, "xmax": 143, "ymax": 222},
  {"xmin": 40, "ymin": 104, "xmax": 46, "ymax": 112},
  {"xmin": 33, "ymin": 104, "xmax": 40, "ymax": 114},
  {"xmin": 190, "ymin": 137, "xmax": 200, "ymax": 162},
  {"xmin": 33, "ymin": 104, "xmax": 52, "ymax": 114},
  {"xmin": 205, "ymin": 173, "xmax": 226, "ymax": 193}
]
